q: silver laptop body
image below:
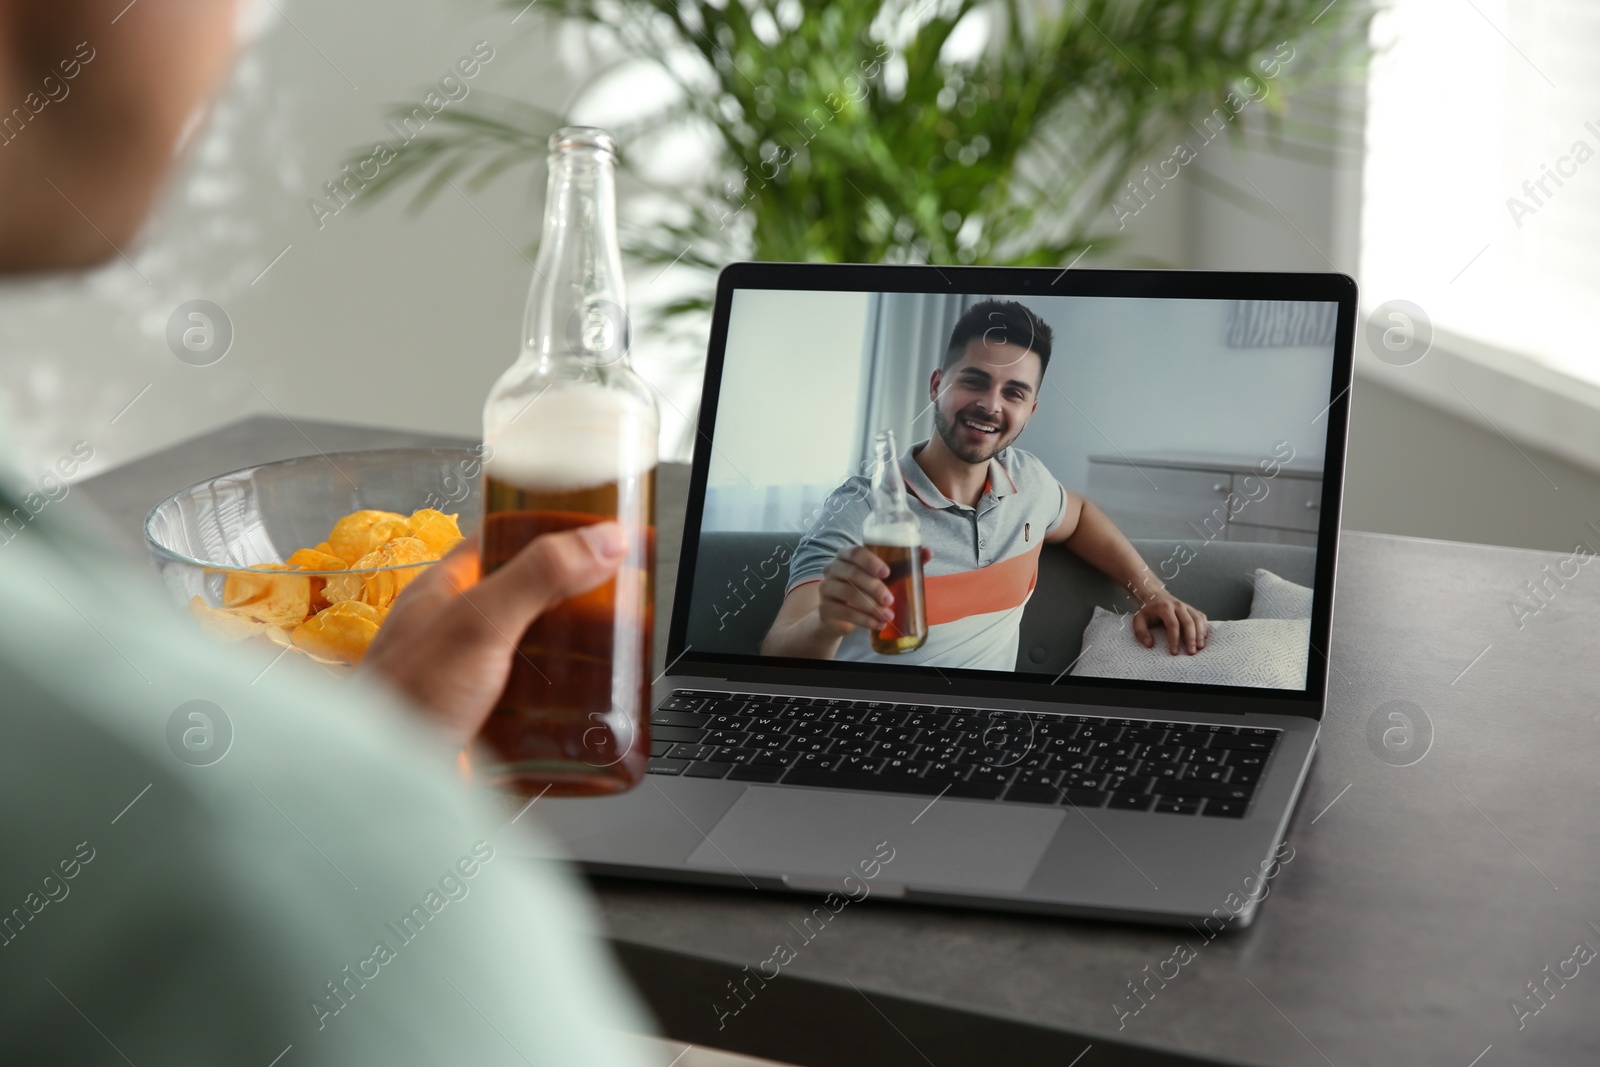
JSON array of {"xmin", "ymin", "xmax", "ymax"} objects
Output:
[{"xmin": 521, "ymin": 263, "xmax": 1355, "ymax": 929}]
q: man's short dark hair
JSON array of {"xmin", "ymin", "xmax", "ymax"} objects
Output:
[{"xmin": 944, "ymin": 299, "xmax": 1054, "ymax": 377}]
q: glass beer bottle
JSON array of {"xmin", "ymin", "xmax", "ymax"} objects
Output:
[
  {"xmin": 476, "ymin": 126, "xmax": 658, "ymax": 796},
  {"xmin": 863, "ymin": 430, "xmax": 928, "ymax": 654}
]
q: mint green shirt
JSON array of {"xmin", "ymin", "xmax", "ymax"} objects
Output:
[{"xmin": 0, "ymin": 477, "xmax": 656, "ymax": 1065}]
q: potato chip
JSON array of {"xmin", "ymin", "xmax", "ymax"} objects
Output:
[
  {"xmin": 327, "ymin": 509, "xmax": 410, "ymax": 565},
  {"xmin": 359, "ymin": 536, "xmax": 434, "ymax": 610},
  {"xmin": 188, "ymin": 596, "xmax": 271, "ymax": 642},
  {"xmin": 407, "ymin": 508, "xmax": 464, "ymax": 557},
  {"xmin": 220, "ymin": 563, "xmax": 310, "ymax": 627},
  {"xmin": 293, "ymin": 600, "xmax": 383, "ymax": 664},
  {"xmin": 286, "ymin": 548, "xmax": 347, "ymax": 572}
]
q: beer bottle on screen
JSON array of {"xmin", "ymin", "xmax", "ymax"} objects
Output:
[
  {"xmin": 476, "ymin": 126, "xmax": 659, "ymax": 797},
  {"xmin": 863, "ymin": 430, "xmax": 929, "ymax": 655}
]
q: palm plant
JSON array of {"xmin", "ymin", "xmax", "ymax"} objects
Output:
[{"xmin": 354, "ymin": 0, "xmax": 1370, "ymax": 336}]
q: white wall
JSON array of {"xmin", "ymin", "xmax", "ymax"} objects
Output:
[
  {"xmin": 0, "ymin": 0, "xmax": 704, "ymax": 485},
  {"xmin": 1015, "ymin": 297, "xmax": 1334, "ymax": 491}
]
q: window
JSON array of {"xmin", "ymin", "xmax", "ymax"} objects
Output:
[{"xmin": 1361, "ymin": 0, "xmax": 1600, "ymax": 388}]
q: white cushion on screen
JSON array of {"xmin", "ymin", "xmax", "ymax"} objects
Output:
[
  {"xmin": 1071, "ymin": 607, "xmax": 1308, "ymax": 689},
  {"xmin": 1248, "ymin": 568, "xmax": 1314, "ymax": 620}
]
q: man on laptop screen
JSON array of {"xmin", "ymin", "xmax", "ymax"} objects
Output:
[{"xmin": 762, "ymin": 299, "xmax": 1210, "ymax": 669}]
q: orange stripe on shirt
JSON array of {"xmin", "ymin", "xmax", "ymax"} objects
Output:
[{"xmin": 924, "ymin": 543, "xmax": 1042, "ymax": 626}]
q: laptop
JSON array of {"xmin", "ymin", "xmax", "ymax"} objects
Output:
[{"xmin": 526, "ymin": 262, "xmax": 1355, "ymax": 929}]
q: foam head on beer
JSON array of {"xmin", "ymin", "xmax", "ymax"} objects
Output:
[{"xmin": 484, "ymin": 382, "xmax": 657, "ymax": 492}]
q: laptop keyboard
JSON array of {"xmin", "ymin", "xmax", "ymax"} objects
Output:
[{"xmin": 646, "ymin": 691, "xmax": 1279, "ymax": 818}]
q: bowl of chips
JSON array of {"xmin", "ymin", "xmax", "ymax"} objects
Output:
[{"xmin": 145, "ymin": 448, "xmax": 484, "ymax": 666}]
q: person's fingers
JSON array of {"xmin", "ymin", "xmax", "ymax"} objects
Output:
[
  {"xmin": 920, "ymin": 547, "xmax": 932, "ymax": 564},
  {"xmin": 820, "ymin": 598, "xmax": 887, "ymax": 633},
  {"xmin": 1192, "ymin": 608, "xmax": 1209, "ymax": 651},
  {"xmin": 841, "ymin": 545, "xmax": 889, "ymax": 580},
  {"xmin": 823, "ymin": 558, "xmax": 891, "ymax": 609},
  {"xmin": 821, "ymin": 574, "xmax": 891, "ymax": 625},
  {"xmin": 451, "ymin": 522, "xmax": 627, "ymax": 638},
  {"xmin": 1131, "ymin": 610, "xmax": 1153, "ymax": 648},
  {"xmin": 1159, "ymin": 603, "xmax": 1181, "ymax": 655},
  {"xmin": 1180, "ymin": 605, "xmax": 1199, "ymax": 655}
]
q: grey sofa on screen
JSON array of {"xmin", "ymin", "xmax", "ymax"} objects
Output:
[{"xmin": 686, "ymin": 532, "xmax": 1317, "ymax": 675}]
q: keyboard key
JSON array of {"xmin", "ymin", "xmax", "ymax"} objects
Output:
[
  {"xmin": 741, "ymin": 731, "xmax": 789, "ymax": 749},
  {"xmin": 648, "ymin": 757, "xmax": 689, "ymax": 775},
  {"xmin": 781, "ymin": 769, "xmax": 949, "ymax": 796},
  {"xmin": 1090, "ymin": 741, "xmax": 1137, "ymax": 759},
  {"xmin": 1002, "ymin": 785, "xmax": 1063, "ymax": 805},
  {"xmin": 782, "ymin": 705, "xmax": 825, "ymax": 721},
  {"xmin": 1209, "ymin": 733, "xmax": 1277, "ymax": 752},
  {"xmin": 653, "ymin": 725, "xmax": 708, "ymax": 744},
  {"xmin": 1040, "ymin": 738, "xmax": 1093, "ymax": 757},
  {"xmin": 749, "ymin": 749, "xmax": 796, "ymax": 767},
  {"xmin": 1181, "ymin": 766, "xmax": 1233, "ymax": 784},
  {"xmin": 1203, "ymin": 799, "xmax": 1248, "ymax": 818},
  {"xmin": 1077, "ymin": 724, "xmax": 1121, "ymax": 741},
  {"xmin": 684, "ymin": 761, "xmax": 731, "ymax": 779},
  {"xmin": 1036, "ymin": 719, "xmax": 1080, "ymax": 739},
  {"xmin": 834, "ymin": 754, "xmax": 883, "ymax": 773},
  {"xmin": 705, "ymin": 729, "xmax": 751, "ymax": 747},
  {"xmin": 1103, "ymin": 759, "xmax": 1142, "ymax": 777},
  {"xmin": 784, "ymin": 734, "xmax": 834, "ymax": 753},
  {"xmin": 1121, "ymin": 728, "xmax": 1167, "ymax": 745},
  {"xmin": 790, "ymin": 751, "xmax": 839, "ymax": 770},
  {"xmin": 860, "ymin": 708, "xmax": 908, "ymax": 727},
  {"xmin": 1101, "ymin": 773, "xmax": 1154, "ymax": 794},
  {"xmin": 658, "ymin": 696, "xmax": 706, "ymax": 712},
  {"xmin": 729, "ymin": 764, "xmax": 786, "ymax": 782},
  {"xmin": 1146, "ymin": 763, "xmax": 1186, "ymax": 781},
  {"xmin": 1108, "ymin": 792, "xmax": 1155, "ymax": 811},
  {"xmin": 1014, "ymin": 767, "xmax": 1063, "ymax": 788},
  {"xmin": 831, "ymin": 723, "xmax": 877, "ymax": 740},
  {"xmin": 1060, "ymin": 788, "xmax": 1109, "ymax": 807},
  {"xmin": 1229, "ymin": 767, "xmax": 1263, "ymax": 788},
  {"xmin": 1141, "ymin": 746, "xmax": 1185, "ymax": 764},
  {"xmin": 1153, "ymin": 796, "xmax": 1201, "ymax": 815},
  {"xmin": 880, "ymin": 758, "xmax": 929, "ymax": 777},
  {"xmin": 966, "ymin": 764, "xmax": 1016, "ymax": 785},
  {"xmin": 919, "ymin": 744, "xmax": 965, "ymax": 763},
  {"xmin": 875, "ymin": 741, "xmax": 921, "ymax": 760},
  {"xmin": 651, "ymin": 710, "xmax": 711, "ymax": 728},
  {"xmin": 833, "ymin": 738, "xmax": 878, "ymax": 757},
  {"xmin": 1188, "ymin": 749, "xmax": 1228, "ymax": 767},
  {"xmin": 1151, "ymin": 780, "xmax": 1250, "ymax": 801},
  {"xmin": 666, "ymin": 743, "xmax": 716, "ymax": 761},
  {"xmin": 650, "ymin": 740, "xmax": 674, "ymax": 758},
  {"xmin": 924, "ymin": 761, "xmax": 966, "ymax": 780}
]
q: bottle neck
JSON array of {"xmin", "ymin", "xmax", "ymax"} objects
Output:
[{"xmin": 520, "ymin": 148, "xmax": 629, "ymax": 370}]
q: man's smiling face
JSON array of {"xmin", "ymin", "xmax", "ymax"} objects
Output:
[{"xmin": 929, "ymin": 337, "xmax": 1042, "ymax": 464}]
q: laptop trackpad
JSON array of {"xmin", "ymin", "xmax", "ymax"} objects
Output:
[{"xmin": 685, "ymin": 787, "xmax": 1063, "ymax": 894}]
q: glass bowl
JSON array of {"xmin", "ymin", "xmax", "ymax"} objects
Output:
[{"xmin": 145, "ymin": 447, "xmax": 484, "ymax": 665}]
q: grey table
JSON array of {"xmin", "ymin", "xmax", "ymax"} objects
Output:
[{"xmin": 83, "ymin": 417, "xmax": 1600, "ymax": 1067}]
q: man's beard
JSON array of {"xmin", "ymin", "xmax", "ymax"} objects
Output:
[{"xmin": 933, "ymin": 403, "xmax": 1018, "ymax": 464}]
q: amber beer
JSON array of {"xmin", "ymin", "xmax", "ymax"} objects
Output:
[
  {"xmin": 477, "ymin": 469, "xmax": 655, "ymax": 795},
  {"xmin": 865, "ymin": 538, "xmax": 928, "ymax": 654}
]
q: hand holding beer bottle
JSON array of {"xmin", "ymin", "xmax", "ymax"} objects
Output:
[
  {"xmin": 816, "ymin": 431, "xmax": 929, "ymax": 654},
  {"xmin": 474, "ymin": 127, "xmax": 658, "ymax": 797}
]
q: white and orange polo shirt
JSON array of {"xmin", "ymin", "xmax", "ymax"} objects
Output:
[{"xmin": 787, "ymin": 440, "xmax": 1070, "ymax": 671}]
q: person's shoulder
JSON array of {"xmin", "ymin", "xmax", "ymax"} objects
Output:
[
  {"xmin": 807, "ymin": 475, "xmax": 871, "ymax": 530},
  {"xmin": 1000, "ymin": 446, "xmax": 1060, "ymax": 490}
]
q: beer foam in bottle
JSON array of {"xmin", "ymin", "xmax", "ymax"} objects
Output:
[
  {"xmin": 486, "ymin": 380, "xmax": 658, "ymax": 491},
  {"xmin": 862, "ymin": 518, "xmax": 920, "ymax": 547}
]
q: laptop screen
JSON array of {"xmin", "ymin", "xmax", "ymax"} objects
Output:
[{"xmin": 675, "ymin": 272, "xmax": 1349, "ymax": 702}]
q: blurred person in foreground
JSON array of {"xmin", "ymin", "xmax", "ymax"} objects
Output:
[{"xmin": 0, "ymin": 3, "xmax": 659, "ymax": 1063}]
